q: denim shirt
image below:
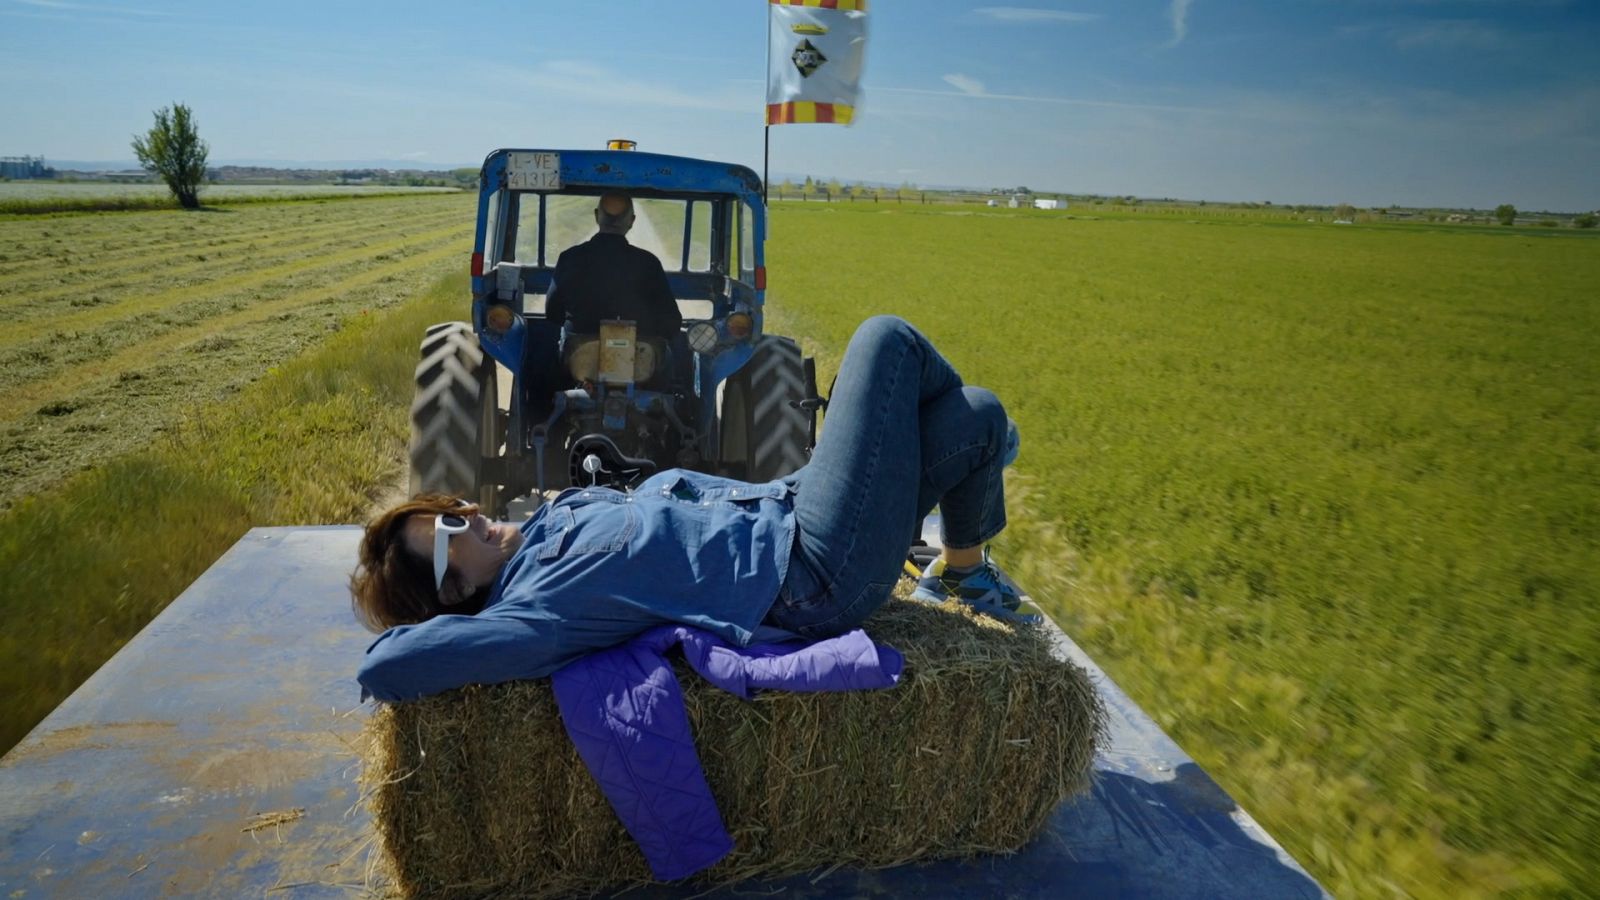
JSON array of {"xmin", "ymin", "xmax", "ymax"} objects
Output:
[{"xmin": 358, "ymin": 469, "xmax": 797, "ymax": 703}]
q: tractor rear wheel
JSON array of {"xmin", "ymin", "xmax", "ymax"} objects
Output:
[
  {"xmin": 408, "ymin": 322, "xmax": 502, "ymax": 513},
  {"xmin": 721, "ymin": 336, "xmax": 811, "ymax": 482}
]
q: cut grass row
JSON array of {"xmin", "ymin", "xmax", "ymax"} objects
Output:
[
  {"xmin": 0, "ymin": 193, "xmax": 467, "ymax": 279},
  {"xmin": 0, "ymin": 223, "xmax": 469, "ymax": 357},
  {"xmin": 763, "ymin": 201, "xmax": 1599, "ymax": 898},
  {"xmin": 0, "ymin": 221, "xmax": 470, "ymax": 344},
  {"xmin": 0, "ymin": 186, "xmax": 464, "ymax": 216},
  {"xmin": 0, "ymin": 194, "xmax": 475, "ymax": 511},
  {"xmin": 0, "ymin": 204, "xmax": 467, "ymax": 309},
  {"xmin": 0, "ymin": 240, "xmax": 465, "ymax": 423},
  {"xmin": 0, "ymin": 269, "xmax": 465, "ymax": 755}
]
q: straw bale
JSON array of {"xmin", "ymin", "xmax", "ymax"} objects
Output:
[{"xmin": 361, "ymin": 590, "xmax": 1106, "ymax": 898}]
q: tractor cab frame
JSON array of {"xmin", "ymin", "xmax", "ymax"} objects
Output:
[{"xmin": 408, "ymin": 148, "xmax": 813, "ymax": 514}]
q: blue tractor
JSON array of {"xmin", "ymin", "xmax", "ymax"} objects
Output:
[{"xmin": 409, "ymin": 147, "xmax": 816, "ymax": 514}]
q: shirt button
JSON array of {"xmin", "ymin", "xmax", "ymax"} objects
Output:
[{"xmin": 731, "ymin": 489, "xmax": 739, "ymax": 496}]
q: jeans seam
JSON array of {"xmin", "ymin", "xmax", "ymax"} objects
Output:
[{"xmin": 810, "ymin": 333, "xmax": 913, "ymax": 600}]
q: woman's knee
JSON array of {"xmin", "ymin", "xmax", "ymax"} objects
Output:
[
  {"xmin": 849, "ymin": 314, "xmax": 918, "ymax": 356},
  {"xmin": 964, "ymin": 386, "xmax": 1007, "ymax": 432}
]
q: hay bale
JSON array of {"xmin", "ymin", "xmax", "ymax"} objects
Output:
[{"xmin": 361, "ymin": 592, "xmax": 1106, "ymax": 898}]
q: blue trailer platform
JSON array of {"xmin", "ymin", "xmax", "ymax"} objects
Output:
[{"xmin": 0, "ymin": 526, "xmax": 1325, "ymax": 898}]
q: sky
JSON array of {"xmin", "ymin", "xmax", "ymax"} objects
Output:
[{"xmin": 2, "ymin": 0, "xmax": 1597, "ymax": 211}]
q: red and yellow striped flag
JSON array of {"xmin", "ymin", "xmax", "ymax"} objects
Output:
[{"xmin": 767, "ymin": 0, "xmax": 868, "ymax": 126}]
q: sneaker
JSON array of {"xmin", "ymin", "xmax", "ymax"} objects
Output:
[{"xmin": 912, "ymin": 550, "xmax": 1025, "ymax": 613}]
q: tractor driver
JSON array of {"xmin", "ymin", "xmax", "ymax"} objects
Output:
[{"xmin": 545, "ymin": 192, "xmax": 684, "ymax": 340}]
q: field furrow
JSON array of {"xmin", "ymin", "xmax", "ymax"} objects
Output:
[
  {"xmin": 0, "ymin": 237, "xmax": 468, "ymax": 396},
  {"xmin": 0, "ymin": 237, "xmax": 467, "ymax": 422},
  {"xmin": 0, "ymin": 206, "xmax": 467, "ymax": 312},
  {"xmin": 0, "ymin": 241, "xmax": 466, "ymax": 505},
  {"xmin": 0, "ymin": 221, "xmax": 469, "ymax": 345},
  {"xmin": 0, "ymin": 194, "xmax": 455, "ymax": 260},
  {"xmin": 0, "ymin": 194, "xmax": 468, "ymax": 278}
]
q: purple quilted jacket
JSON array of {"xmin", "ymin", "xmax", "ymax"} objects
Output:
[{"xmin": 550, "ymin": 625, "xmax": 904, "ymax": 881}]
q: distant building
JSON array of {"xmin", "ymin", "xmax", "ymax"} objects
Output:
[
  {"xmin": 1033, "ymin": 198, "xmax": 1065, "ymax": 210},
  {"xmin": 1, "ymin": 155, "xmax": 56, "ymax": 179}
]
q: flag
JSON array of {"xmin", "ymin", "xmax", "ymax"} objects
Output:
[{"xmin": 766, "ymin": 0, "xmax": 868, "ymax": 125}]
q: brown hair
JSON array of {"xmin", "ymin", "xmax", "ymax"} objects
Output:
[{"xmin": 350, "ymin": 494, "xmax": 485, "ymax": 632}]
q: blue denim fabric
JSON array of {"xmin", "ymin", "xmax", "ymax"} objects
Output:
[
  {"xmin": 768, "ymin": 316, "xmax": 1010, "ymax": 638},
  {"xmin": 358, "ymin": 469, "xmax": 796, "ymax": 702},
  {"xmin": 357, "ymin": 316, "xmax": 1008, "ymax": 701}
]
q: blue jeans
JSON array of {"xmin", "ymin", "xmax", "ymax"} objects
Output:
[{"xmin": 767, "ymin": 316, "xmax": 1010, "ymax": 638}]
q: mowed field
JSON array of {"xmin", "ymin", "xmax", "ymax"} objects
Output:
[
  {"xmin": 0, "ymin": 181, "xmax": 461, "ymax": 214},
  {"xmin": 0, "ymin": 193, "xmax": 474, "ymax": 508},
  {"xmin": 762, "ymin": 203, "xmax": 1599, "ymax": 897},
  {"xmin": 0, "ymin": 193, "xmax": 475, "ymax": 755}
]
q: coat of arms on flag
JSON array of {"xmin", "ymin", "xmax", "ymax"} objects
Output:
[{"xmin": 767, "ymin": 0, "xmax": 868, "ymax": 125}]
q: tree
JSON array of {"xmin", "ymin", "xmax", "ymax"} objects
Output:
[
  {"xmin": 1334, "ymin": 203, "xmax": 1356, "ymax": 220},
  {"xmin": 1573, "ymin": 212, "xmax": 1596, "ymax": 229},
  {"xmin": 132, "ymin": 103, "xmax": 209, "ymax": 209},
  {"xmin": 1495, "ymin": 204, "xmax": 1517, "ymax": 226}
]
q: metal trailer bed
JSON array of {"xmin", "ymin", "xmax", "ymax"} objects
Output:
[{"xmin": 0, "ymin": 526, "xmax": 1325, "ymax": 898}]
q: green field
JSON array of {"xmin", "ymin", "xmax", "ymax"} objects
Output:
[
  {"xmin": 0, "ymin": 192, "xmax": 475, "ymax": 508},
  {"xmin": 763, "ymin": 203, "xmax": 1599, "ymax": 897},
  {"xmin": 1, "ymin": 196, "xmax": 1595, "ymax": 897},
  {"xmin": 0, "ymin": 181, "xmax": 461, "ymax": 214}
]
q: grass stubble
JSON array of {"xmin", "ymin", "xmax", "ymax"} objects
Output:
[{"xmin": 0, "ymin": 195, "xmax": 474, "ymax": 510}]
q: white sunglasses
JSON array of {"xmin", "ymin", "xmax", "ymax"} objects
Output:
[{"xmin": 433, "ymin": 506, "xmax": 473, "ymax": 591}]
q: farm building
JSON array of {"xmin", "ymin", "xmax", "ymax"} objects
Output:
[
  {"xmin": 1034, "ymin": 199, "xmax": 1066, "ymax": 210},
  {"xmin": 1, "ymin": 156, "xmax": 56, "ymax": 180}
]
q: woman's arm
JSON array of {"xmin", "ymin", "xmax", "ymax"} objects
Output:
[{"xmin": 357, "ymin": 613, "xmax": 559, "ymax": 702}]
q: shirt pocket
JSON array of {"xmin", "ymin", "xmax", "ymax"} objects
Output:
[
  {"xmin": 659, "ymin": 473, "xmax": 790, "ymax": 508},
  {"xmin": 536, "ymin": 504, "xmax": 635, "ymax": 560}
]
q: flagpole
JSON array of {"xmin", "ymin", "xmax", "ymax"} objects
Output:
[{"xmin": 763, "ymin": 0, "xmax": 772, "ymax": 204}]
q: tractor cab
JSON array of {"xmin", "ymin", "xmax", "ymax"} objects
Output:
[{"xmin": 409, "ymin": 148, "xmax": 814, "ymax": 514}]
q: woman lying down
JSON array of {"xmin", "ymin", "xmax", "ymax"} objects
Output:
[{"xmin": 350, "ymin": 315, "xmax": 1025, "ymax": 703}]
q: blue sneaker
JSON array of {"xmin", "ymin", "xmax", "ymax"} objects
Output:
[{"xmin": 912, "ymin": 550, "xmax": 1030, "ymax": 618}]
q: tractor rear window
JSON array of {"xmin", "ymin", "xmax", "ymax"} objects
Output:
[
  {"xmin": 512, "ymin": 193, "xmax": 724, "ymax": 320},
  {"xmin": 515, "ymin": 194, "xmax": 712, "ymax": 275}
]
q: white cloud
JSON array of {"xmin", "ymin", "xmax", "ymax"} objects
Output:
[
  {"xmin": 1167, "ymin": 0, "xmax": 1193, "ymax": 47},
  {"xmin": 973, "ymin": 7, "xmax": 1101, "ymax": 24},
  {"xmin": 942, "ymin": 74, "xmax": 987, "ymax": 96}
]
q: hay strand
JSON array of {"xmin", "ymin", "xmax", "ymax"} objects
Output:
[{"xmin": 362, "ymin": 591, "xmax": 1106, "ymax": 898}]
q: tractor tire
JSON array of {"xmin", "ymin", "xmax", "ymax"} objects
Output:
[
  {"xmin": 408, "ymin": 322, "xmax": 502, "ymax": 512},
  {"xmin": 721, "ymin": 336, "xmax": 810, "ymax": 482}
]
